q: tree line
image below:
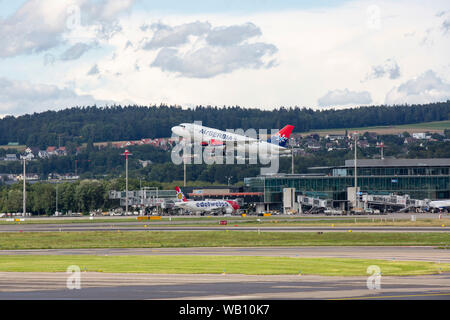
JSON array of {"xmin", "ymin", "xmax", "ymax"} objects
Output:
[{"xmin": 0, "ymin": 101, "xmax": 449, "ymax": 148}]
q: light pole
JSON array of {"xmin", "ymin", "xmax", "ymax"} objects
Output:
[
  {"xmin": 183, "ymin": 154, "xmax": 191, "ymax": 187},
  {"xmin": 377, "ymin": 142, "xmax": 385, "ymax": 160},
  {"xmin": 184, "ymin": 160, "xmax": 186, "ymax": 187},
  {"xmin": 290, "ymin": 138, "xmax": 295, "ymax": 174},
  {"xmin": 75, "ymin": 159, "xmax": 90, "ymax": 177},
  {"xmin": 55, "ymin": 184, "xmax": 58, "ymax": 215},
  {"xmin": 121, "ymin": 149, "xmax": 132, "ymax": 215},
  {"xmin": 23, "ymin": 159, "xmax": 26, "ymax": 216},
  {"xmin": 354, "ymin": 133, "xmax": 358, "ymax": 209},
  {"xmin": 140, "ymin": 177, "xmax": 144, "ymax": 214}
]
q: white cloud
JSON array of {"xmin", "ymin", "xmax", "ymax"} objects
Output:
[
  {"xmin": 0, "ymin": 0, "xmax": 68, "ymax": 57},
  {"xmin": 0, "ymin": 0, "xmax": 135, "ymax": 58},
  {"xmin": 317, "ymin": 89, "xmax": 372, "ymax": 107},
  {"xmin": 60, "ymin": 42, "xmax": 93, "ymax": 61},
  {"xmin": 443, "ymin": 17, "xmax": 450, "ymax": 34},
  {"xmin": 87, "ymin": 64, "xmax": 100, "ymax": 75},
  {"xmin": 206, "ymin": 22, "xmax": 262, "ymax": 46},
  {"xmin": 0, "ymin": 77, "xmax": 113, "ymax": 115},
  {"xmin": 385, "ymin": 70, "xmax": 450, "ymax": 104},
  {"xmin": 142, "ymin": 21, "xmax": 211, "ymax": 50},
  {"xmin": 1, "ymin": 0, "xmax": 450, "ymax": 114},
  {"xmin": 141, "ymin": 20, "xmax": 277, "ymax": 78},
  {"xmin": 364, "ymin": 58, "xmax": 401, "ymax": 81},
  {"xmin": 151, "ymin": 42, "xmax": 277, "ymax": 78}
]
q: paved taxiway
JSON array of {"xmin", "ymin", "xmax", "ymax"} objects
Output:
[
  {"xmin": 1, "ymin": 246, "xmax": 449, "ymax": 262},
  {"xmin": 0, "ymin": 272, "xmax": 449, "ymax": 300}
]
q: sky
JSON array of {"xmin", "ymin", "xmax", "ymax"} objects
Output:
[{"xmin": 0, "ymin": 0, "xmax": 449, "ymax": 117}]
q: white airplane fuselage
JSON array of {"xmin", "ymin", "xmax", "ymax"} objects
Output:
[
  {"xmin": 429, "ymin": 200, "xmax": 450, "ymax": 210},
  {"xmin": 171, "ymin": 123, "xmax": 292, "ymax": 156},
  {"xmin": 174, "ymin": 199, "xmax": 239, "ymax": 214}
]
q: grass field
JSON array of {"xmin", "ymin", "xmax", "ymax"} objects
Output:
[
  {"xmin": 396, "ymin": 120, "xmax": 450, "ymax": 130},
  {"xmin": 0, "ymin": 255, "xmax": 448, "ymax": 276},
  {"xmin": 0, "ymin": 145, "xmax": 26, "ymax": 151},
  {"xmin": 0, "ymin": 231, "xmax": 449, "ymax": 250},
  {"xmin": 296, "ymin": 120, "xmax": 450, "ymax": 136}
]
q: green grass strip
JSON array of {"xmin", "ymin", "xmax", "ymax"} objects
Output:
[
  {"xmin": 0, "ymin": 231, "xmax": 449, "ymax": 250},
  {"xmin": 0, "ymin": 255, "xmax": 448, "ymax": 276}
]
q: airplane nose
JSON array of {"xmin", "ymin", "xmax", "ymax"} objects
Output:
[{"xmin": 171, "ymin": 126, "xmax": 186, "ymax": 137}]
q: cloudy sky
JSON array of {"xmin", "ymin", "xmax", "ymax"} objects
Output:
[{"xmin": 0, "ymin": 0, "xmax": 449, "ymax": 117}]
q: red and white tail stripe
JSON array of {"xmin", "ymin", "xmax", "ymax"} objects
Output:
[
  {"xmin": 175, "ymin": 186, "xmax": 188, "ymax": 202},
  {"xmin": 226, "ymin": 200, "xmax": 240, "ymax": 211}
]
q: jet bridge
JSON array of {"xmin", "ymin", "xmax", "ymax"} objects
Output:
[
  {"xmin": 361, "ymin": 194, "xmax": 429, "ymax": 212},
  {"xmin": 297, "ymin": 195, "xmax": 332, "ymax": 214}
]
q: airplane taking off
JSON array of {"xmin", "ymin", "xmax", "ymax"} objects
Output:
[
  {"xmin": 171, "ymin": 123, "xmax": 294, "ymax": 157},
  {"xmin": 174, "ymin": 186, "xmax": 240, "ymax": 214}
]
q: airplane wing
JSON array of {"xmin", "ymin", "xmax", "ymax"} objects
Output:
[
  {"xmin": 201, "ymin": 137, "xmax": 259, "ymax": 146},
  {"xmin": 209, "ymin": 207, "xmax": 226, "ymax": 214}
]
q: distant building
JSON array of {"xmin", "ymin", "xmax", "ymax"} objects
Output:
[
  {"xmin": 38, "ymin": 151, "xmax": 49, "ymax": 159},
  {"xmin": 48, "ymin": 173, "xmax": 79, "ymax": 180},
  {"xmin": 404, "ymin": 137, "xmax": 415, "ymax": 144},
  {"xmin": 412, "ymin": 133, "xmax": 426, "ymax": 139},
  {"xmin": 20, "ymin": 153, "xmax": 34, "ymax": 160},
  {"xmin": 4, "ymin": 154, "xmax": 18, "ymax": 161},
  {"xmin": 138, "ymin": 160, "xmax": 153, "ymax": 168},
  {"xmin": 46, "ymin": 146, "xmax": 57, "ymax": 155},
  {"xmin": 245, "ymin": 158, "xmax": 450, "ymax": 211},
  {"xmin": 357, "ymin": 140, "xmax": 370, "ymax": 148},
  {"xmin": 56, "ymin": 146, "xmax": 67, "ymax": 156},
  {"xmin": 16, "ymin": 174, "xmax": 39, "ymax": 181},
  {"xmin": 306, "ymin": 143, "xmax": 321, "ymax": 150},
  {"xmin": 326, "ymin": 134, "xmax": 345, "ymax": 141}
]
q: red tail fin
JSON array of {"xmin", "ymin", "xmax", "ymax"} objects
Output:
[
  {"xmin": 268, "ymin": 125, "xmax": 294, "ymax": 147},
  {"xmin": 278, "ymin": 125, "xmax": 294, "ymax": 139},
  {"xmin": 175, "ymin": 186, "xmax": 188, "ymax": 202}
]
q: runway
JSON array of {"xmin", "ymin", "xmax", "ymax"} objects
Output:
[
  {"xmin": 1, "ymin": 246, "xmax": 449, "ymax": 299},
  {"xmin": 1, "ymin": 246, "xmax": 449, "ymax": 263},
  {"xmin": 0, "ymin": 272, "xmax": 449, "ymax": 300}
]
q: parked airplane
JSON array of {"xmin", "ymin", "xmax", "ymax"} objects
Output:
[
  {"xmin": 171, "ymin": 123, "xmax": 294, "ymax": 157},
  {"xmin": 428, "ymin": 200, "xmax": 450, "ymax": 212},
  {"xmin": 174, "ymin": 186, "xmax": 240, "ymax": 214}
]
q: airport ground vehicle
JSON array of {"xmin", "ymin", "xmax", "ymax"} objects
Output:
[
  {"xmin": 324, "ymin": 209, "xmax": 345, "ymax": 216},
  {"xmin": 364, "ymin": 208, "xmax": 381, "ymax": 215}
]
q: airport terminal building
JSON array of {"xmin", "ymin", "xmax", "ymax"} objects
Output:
[{"xmin": 244, "ymin": 158, "xmax": 450, "ymax": 211}]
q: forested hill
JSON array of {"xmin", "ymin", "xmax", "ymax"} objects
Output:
[{"xmin": 1, "ymin": 101, "xmax": 449, "ymax": 148}]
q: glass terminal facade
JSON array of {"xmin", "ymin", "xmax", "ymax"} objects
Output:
[{"xmin": 244, "ymin": 158, "xmax": 450, "ymax": 209}]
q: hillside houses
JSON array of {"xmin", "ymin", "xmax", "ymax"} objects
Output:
[
  {"xmin": 1, "ymin": 146, "xmax": 68, "ymax": 162},
  {"xmin": 4, "ymin": 154, "xmax": 18, "ymax": 161},
  {"xmin": 111, "ymin": 137, "xmax": 176, "ymax": 150},
  {"xmin": 357, "ymin": 140, "xmax": 370, "ymax": 148}
]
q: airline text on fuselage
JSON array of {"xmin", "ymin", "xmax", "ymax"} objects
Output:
[{"xmin": 198, "ymin": 128, "xmax": 235, "ymax": 141}]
